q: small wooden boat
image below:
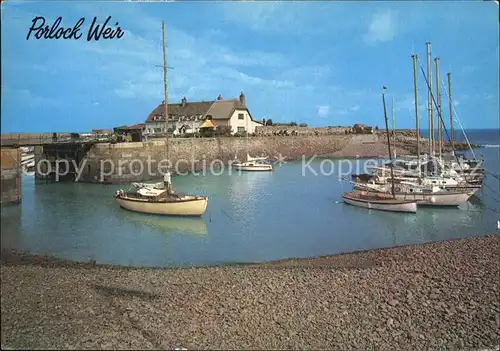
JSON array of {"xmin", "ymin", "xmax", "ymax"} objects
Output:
[
  {"xmin": 343, "ymin": 191, "xmax": 417, "ymax": 213},
  {"xmin": 233, "ymin": 154, "xmax": 273, "ymax": 172},
  {"xmin": 114, "ymin": 23, "xmax": 208, "ymax": 218},
  {"xmin": 114, "ymin": 173, "xmax": 208, "ymax": 217},
  {"xmin": 342, "ymin": 86, "xmax": 416, "ymax": 214}
]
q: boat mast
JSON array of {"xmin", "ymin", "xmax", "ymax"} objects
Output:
[
  {"xmin": 162, "ymin": 21, "xmax": 169, "ymax": 161},
  {"xmin": 392, "ymin": 97, "xmax": 396, "ymax": 158},
  {"xmin": 412, "ymin": 54, "xmax": 421, "ymax": 177},
  {"xmin": 447, "ymin": 72, "xmax": 454, "ymax": 149},
  {"xmin": 382, "ymin": 86, "xmax": 396, "ymax": 199},
  {"xmin": 425, "ymin": 42, "xmax": 434, "ymax": 158},
  {"xmin": 435, "ymin": 57, "xmax": 443, "ymax": 161}
]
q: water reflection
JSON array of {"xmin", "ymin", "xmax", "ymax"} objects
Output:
[
  {"xmin": 122, "ymin": 211, "xmax": 208, "ymax": 236},
  {"xmin": 1, "ymin": 153, "xmax": 498, "ymax": 268}
]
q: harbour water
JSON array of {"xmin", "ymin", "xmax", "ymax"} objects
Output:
[{"xmin": 1, "ymin": 130, "xmax": 499, "ymax": 268}]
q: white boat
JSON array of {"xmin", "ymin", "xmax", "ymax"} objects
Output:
[
  {"xmin": 114, "ymin": 22, "xmax": 208, "ymax": 217},
  {"xmin": 233, "ymin": 154, "xmax": 273, "ymax": 172},
  {"xmin": 343, "ymin": 191, "xmax": 417, "ymax": 213},
  {"xmin": 115, "ymin": 173, "xmax": 208, "ymax": 217},
  {"xmin": 21, "ymin": 154, "xmax": 34, "ymax": 164},
  {"xmin": 343, "ymin": 87, "xmax": 417, "ymax": 214},
  {"xmin": 353, "ymin": 181, "xmax": 474, "ymax": 206}
]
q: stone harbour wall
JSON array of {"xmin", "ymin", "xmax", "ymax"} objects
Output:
[
  {"xmin": 74, "ymin": 135, "xmax": 352, "ymax": 184},
  {"xmin": 255, "ymin": 126, "xmax": 351, "ymax": 136},
  {"xmin": 1, "ymin": 148, "xmax": 22, "ymax": 204}
]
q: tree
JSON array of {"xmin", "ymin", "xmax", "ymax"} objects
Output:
[
  {"xmin": 214, "ymin": 125, "xmax": 232, "ymax": 137},
  {"xmin": 265, "ymin": 119, "xmax": 273, "ymax": 126},
  {"xmin": 375, "ymin": 126, "xmax": 379, "ymax": 130},
  {"xmin": 299, "ymin": 123, "xmax": 308, "ymax": 127},
  {"xmin": 289, "ymin": 121, "xmax": 297, "ymax": 126}
]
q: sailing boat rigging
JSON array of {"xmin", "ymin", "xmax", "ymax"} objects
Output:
[
  {"xmin": 342, "ymin": 86, "xmax": 418, "ymax": 214},
  {"xmin": 113, "ymin": 22, "xmax": 209, "ymax": 216},
  {"xmin": 351, "ymin": 51, "xmax": 479, "ymax": 206}
]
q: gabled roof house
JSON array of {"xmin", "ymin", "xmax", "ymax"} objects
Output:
[{"xmin": 144, "ymin": 92, "xmax": 262, "ymax": 135}]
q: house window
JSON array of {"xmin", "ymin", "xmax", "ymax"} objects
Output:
[
  {"xmin": 237, "ymin": 127, "xmax": 245, "ymax": 133},
  {"xmin": 238, "ymin": 113, "xmax": 244, "ymax": 120}
]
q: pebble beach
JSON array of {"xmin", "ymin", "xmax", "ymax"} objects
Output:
[{"xmin": 1, "ymin": 234, "xmax": 499, "ymax": 350}]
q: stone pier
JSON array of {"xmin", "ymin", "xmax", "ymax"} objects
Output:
[
  {"xmin": 1, "ymin": 148, "xmax": 22, "ymax": 204},
  {"xmin": 69, "ymin": 135, "xmax": 352, "ymax": 184}
]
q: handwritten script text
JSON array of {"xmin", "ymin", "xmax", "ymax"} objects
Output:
[{"xmin": 26, "ymin": 16, "xmax": 125, "ymax": 41}]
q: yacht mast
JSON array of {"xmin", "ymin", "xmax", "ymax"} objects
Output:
[
  {"xmin": 392, "ymin": 97, "xmax": 396, "ymax": 158},
  {"xmin": 435, "ymin": 57, "xmax": 443, "ymax": 161},
  {"xmin": 162, "ymin": 21, "xmax": 169, "ymax": 160},
  {"xmin": 447, "ymin": 72, "xmax": 454, "ymax": 149},
  {"xmin": 382, "ymin": 86, "xmax": 396, "ymax": 199},
  {"xmin": 412, "ymin": 54, "xmax": 421, "ymax": 177},
  {"xmin": 425, "ymin": 42, "xmax": 434, "ymax": 157}
]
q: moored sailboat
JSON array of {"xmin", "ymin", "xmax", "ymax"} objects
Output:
[
  {"xmin": 114, "ymin": 22, "xmax": 208, "ymax": 217},
  {"xmin": 115, "ymin": 173, "xmax": 208, "ymax": 216},
  {"xmin": 343, "ymin": 86, "xmax": 418, "ymax": 214},
  {"xmin": 233, "ymin": 154, "xmax": 273, "ymax": 172},
  {"xmin": 343, "ymin": 191, "xmax": 417, "ymax": 213},
  {"xmin": 350, "ymin": 49, "xmax": 480, "ymax": 207}
]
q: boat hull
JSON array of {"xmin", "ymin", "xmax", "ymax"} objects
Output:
[
  {"xmin": 343, "ymin": 193, "xmax": 417, "ymax": 213},
  {"xmin": 391, "ymin": 192, "xmax": 472, "ymax": 206},
  {"xmin": 233, "ymin": 164, "xmax": 273, "ymax": 172},
  {"xmin": 115, "ymin": 196, "xmax": 208, "ymax": 216},
  {"xmin": 354, "ymin": 185, "xmax": 472, "ymax": 206}
]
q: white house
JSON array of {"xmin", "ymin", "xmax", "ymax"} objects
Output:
[{"xmin": 144, "ymin": 92, "xmax": 262, "ymax": 136}]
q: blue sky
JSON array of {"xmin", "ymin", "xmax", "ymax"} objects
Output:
[{"xmin": 1, "ymin": 0, "xmax": 499, "ymax": 132}]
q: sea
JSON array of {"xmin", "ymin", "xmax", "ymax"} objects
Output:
[{"xmin": 1, "ymin": 129, "xmax": 499, "ymax": 267}]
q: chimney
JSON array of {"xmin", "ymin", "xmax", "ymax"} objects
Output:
[
  {"xmin": 181, "ymin": 96, "xmax": 187, "ymax": 106},
  {"xmin": 239, "ymin": 91, "xmax": 246, "ymax": 105},
  {"xmin": 217, "ymin": 94, "xmax": 223, "ymax": 101}
]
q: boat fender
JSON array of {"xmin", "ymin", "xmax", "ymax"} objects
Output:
[{"xmin": 430, "ymin": 196, "xmax": 436, "ymax": 204}]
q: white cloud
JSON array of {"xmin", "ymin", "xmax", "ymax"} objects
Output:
[
  {"xmin": 220, "ymin": 2, "xmax": 287, "ymax": 32},
  {"xmin": 4, "ymin": 87, "xmax": 64, "ymax": 108},
  {"xmin": 2, "ymin": 2, "xmax": 406, "ymax": 127},
  {"xmin": 461, "ymin": 65, "xmax": 478, "ymax": 74},
  {"xmin": 363, "ymin": 10, "xmax": 398, "ymax": 45},
  {"xmin": 317, "ymin": 105, "xmax": 330, "ymax": 118}
]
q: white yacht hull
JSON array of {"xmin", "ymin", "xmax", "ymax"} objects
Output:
[
  {"xmin": 391, "ymin": 192, "xmax": 472, "ymax": 206},
  {"xmin": 233, "ymin": 164, "xmax": 273, "ymax": 172},
  {"xmin": 355, "ymin": 187, "xmax": 472, "ymax": 206},
  {"xmin": 115, "ymin": 195, "xmax": 208, "ymax": 216},
  {"xmin": 343, "ymin": 196, "xmax": 417, "ymax": 213}
]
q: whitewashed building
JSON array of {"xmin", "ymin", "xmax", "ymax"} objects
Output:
[{"xmin": 144, "ymin": 92, "xmax": 262, "ymax": 136}]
